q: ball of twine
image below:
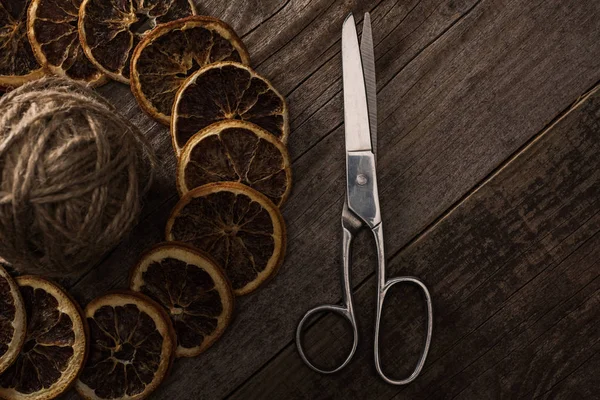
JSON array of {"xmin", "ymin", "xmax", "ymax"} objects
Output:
[{"xmin": 0, "ymin": 77, "xmax": 156, "ymax": 276}]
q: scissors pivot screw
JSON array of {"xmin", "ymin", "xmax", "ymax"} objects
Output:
[{"xmin": 356, "ymin": 174, "xmax": 368, "ymax": 185}]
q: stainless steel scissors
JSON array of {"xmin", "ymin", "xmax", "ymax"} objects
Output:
[{"xmin": 295, "ymin": 12, "xmax": 433, "ymax": 385}]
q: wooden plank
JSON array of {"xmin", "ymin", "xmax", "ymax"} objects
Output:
[
  {"xmin": 195, "ymin": 0, "xmax": 285, "ymax": 37},
  {"xmin": 452, "ymin": 281, "xmax": 599, "ymax": 399},
  {"xmin": 61, "ymin": 0, "xmax": 600, "ymax": 398},
  {"xmin": 426, "ymin": 230, "xmax": 600, "ymax": 399},
  {"xmin": 535, "ymin": 352, "xmax": 600, "ymax": 399},
  {"xmin": 228, "ymin": 87, "xmax": 600, "ymax": 398}
]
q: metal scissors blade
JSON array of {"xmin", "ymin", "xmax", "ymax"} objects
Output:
[
  {"xmin": 343, "ymin": 13, "xmax": 381, "ymax": 228},
  {"xmin": 342, "ymin": 14, "xmax": 372, "ymax": 152},
  {"xmin": 360, "ymin": 13, "xmax": 377, "ymax": 160}
]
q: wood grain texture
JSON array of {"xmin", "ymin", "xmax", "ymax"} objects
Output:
[
  {"xmin": 56, "ymin": 0, "xmax": 600, "ymax": 398},
  {"xmin": 230, "ymin": 86, "xmax": 600, "ymax": 399}
]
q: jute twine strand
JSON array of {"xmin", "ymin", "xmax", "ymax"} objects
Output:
[{"xmin": 0, "ymin": 77, "xmax": 156, "ymax": 276}]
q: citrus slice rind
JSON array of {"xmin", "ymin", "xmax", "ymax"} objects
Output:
[
  {"xmin": 166, "ymin": 182, "xmax": 287, "ymax": 296},
  {"xmin": 0, "ymin": 275, "xmax": 88, "ymax": 400},
  {"xmin": 0, "ymin": 265, "xmax": 26, "ymax": 375},
  {"xmin": 130, "ymin": 243, "xmax": 235, "ymax": 357},
  {"xmin": 75, "ymin": 290, "xmax": 176, "ymax": 400},
  {"xmin": 131, "ymin": 16, "xmax": 250, "ymax": 125},
  {"xmin": 177, "ymin": 120, "xmax": 293, "ymax": 207},
  {"xmin": 171, "ymin": 61, "xmax": 289, "ymax": 154},
  {"xmin": 78, "ymin": 0, "xmax": 196, "ymax": 83},
  {"xmin": 0, "ymin": 0, "xmax": 45, "ymax": 88},
  {"xmin": 27, "ymin": 0, "xmax": 107, "ymax": 86}
]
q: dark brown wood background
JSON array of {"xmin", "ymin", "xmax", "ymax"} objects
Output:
[{"xmin": 60, "ymin": 0, "xmax": 600, "ymax": 398}]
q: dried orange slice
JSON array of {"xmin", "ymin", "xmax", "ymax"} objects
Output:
[
  {"xmin": 131, "ymin": 16, "xmax": 250, "ymax": 125},
  {"xmin": 130, "ymin": 243, "xmax": 234, "ymax": 357},
  {"xmin": 0, "ymin": 275, "xmax": 88, "ymax": 400},
  {"xmin": 27, "ymin": 0, "xmax": 107, "ymax": 86},
  {"xmin": 177, "ymin": 120, "xmax": 292, "ymax": 207},
  {"xmin": 0, "ymin": 265, "xmax": 26, "ymax": 375},
  {"xmin": 76, "ymin": 291, "xmax": 176, "ymax": 400},
  {"xmin": 166, "ymin": 182, "xmax": 287, "ymax": 295},
  {"xmin": 0, "ymin": 0, "xmax": 45, "ymax": 88},
  {"xmin": 78, "ymin": 0, "xmax": 196, "ymax": 83},
  {"xmin": 171, "ymin": 62, "xmax": 289, "ymax": 154}
]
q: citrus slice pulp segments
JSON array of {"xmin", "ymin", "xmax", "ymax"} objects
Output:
[
  {"xmin": 177, "ymin": 120, "xmax": 293, "ymax": 207},
  {"xmin": 130, "ymin": 243, "xmax": 235, "ymax": 357},
  {"xmin": 0, "ymin": 265, "xmax": 26, "ymax": 375},
  {"xmin": 166, "ymin": 182, "xmax": 287, "ymax": 296},
  {"xmin": 0, "ymin": 275, "xmax": 88, "ymax": 400},
  {"xmin": 131, "ymin": 16, "xmax": 250, "ymax": 125},
  {"xmin": 0, "ymin": 0, "xmax": 45, "ymax": 88},
  {"xmin": 27, "ymin": 0, "xmax": 107, "ymax": 86},
  {"xmin": 78, "ymin": 0, "xmax": 196, "ymax": 83},
  {"xmin": 171, "ymin": 61, "xmax": 289, "ymax": 154},
  {"xmin": 75, "ymin": 291, "xmax": 176, "ymax": 400}
]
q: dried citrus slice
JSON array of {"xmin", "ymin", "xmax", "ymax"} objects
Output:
[
  {"xmin": 131, "ymin": 16, "xmax": 250, "ymax": 125},
  {"xmin": 78, "ymin": 0, "xmax": 196, "ymax": 83},
  {"xmin": 166, "ymin": 182, "xmax": 286, "ymax": 295},
  {"xmin": 0, "ymin": 265, "xmax": 26, "ymax": 375},
  {"xmin": 130, "ymin": 243, "xmax": 234, "ymax": 357},
  {"xmin": 0, "ymin": 0, "xmax": 45, "ymax": 88},
  {"xmin": 171, "ymin": 61, "xmax": 289, "ymax": 154},
  {"xmin": 27, "ymin": 0, "xmax": 107, "ymax": 86},
  {"xmin": 76, "ymin": 291, "xmax": 176, "ymax": 400},
  {"xmin": 177, "ymin": 120, "xmax": 292, "ymax": 207},
  {"xmin": 0, "ymin": 275, "xmax": 88, "ymax": 400}
]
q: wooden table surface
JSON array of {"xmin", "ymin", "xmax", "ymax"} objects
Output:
[{"xmin": 60, "ymin": 0, "xmax": 600, "ymax": 398}]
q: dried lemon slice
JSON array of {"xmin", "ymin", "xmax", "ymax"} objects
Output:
[
  {"xmin": 0, "ymin": 0, "xmax": 45, "ymax": 88},
  {"xmin": 78, "ymin": 0, "xmax": 196, "ymax": 83},
  {"xmin": 171, "ymin": 62, "xmax": 289, "ymax": 154},
  {"xmin": 177, "ymin": 120, "xmax": 292, "ymax": 207},
  {"xmin": 76, "ymin": 291, "xmax": 176, "ymax": 400},
  {"xmin": 131, "ymin": 16, "xmax": 250, "ymax": 125},
  {"xmin": 166, "ymin": 182, "xmax": 287, "ymax": 296},
  {"xmin": 130, "ymin": 243, "xmax": 235, "ymax": 357},
  {"xmin": 0, "ymin": 265, "xmax": 26, "ymax": 375},
  {"xmin": 0, "ymin": 275, "xmax": 88, "ymax": 400},
  {"xmin": 27, "ymin": 0, "xmax": 107, "ymax": 86}
]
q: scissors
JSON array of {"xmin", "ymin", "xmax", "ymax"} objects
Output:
[{"xmin": 295, "ymin": 12, "xmax": 433, "ymax": 385}]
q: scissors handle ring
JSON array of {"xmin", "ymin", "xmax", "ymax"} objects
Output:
[
  {"xmin": 296, "ymin": 304, "xmax": 358, "ymax": 374},
  {"xmin": 374, "ymin": 276, "xmax": 433, "ymax": 385}
]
